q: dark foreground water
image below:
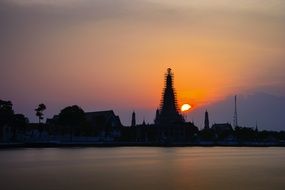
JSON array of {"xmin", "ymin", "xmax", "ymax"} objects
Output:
[{"xmin": 0, "ymin": 147, "xmax": 285, "ymax": 190}]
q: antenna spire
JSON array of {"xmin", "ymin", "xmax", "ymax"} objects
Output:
[{"xmin": 233, "ymin": 95, "xmax": 238, "ymax": 127}]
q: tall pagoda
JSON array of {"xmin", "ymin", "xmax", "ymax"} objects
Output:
[{"xmin": 155, "ymin": 68, "xmax": 185, "ymax": 125}]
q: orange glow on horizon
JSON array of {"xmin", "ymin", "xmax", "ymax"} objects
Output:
[{"xmin": 2, "ymin": 0, "xmax": 285, "ymax": 126}]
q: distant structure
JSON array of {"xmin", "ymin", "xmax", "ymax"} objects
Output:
[
  {"xmin": 204, "ymin": 110, "xmax": 209, "ymax": 130},
  {"xmin": 211, "ymin": 123, "xmax": 234, "ymax": 140},
  {"xmin": 212, "ymin": 123, "xmax": 233, "ymax": 132},
  {"xmin": 154, "ymin": 108, "xmax": 160, "ymax": 124},
  {"xmin": 233, "ymin": 95, "xmax": 238, "ymax": 127},
  {"xmin": 155, "ymin": 68, "xmax": 184, "ymax": 125},
  {"xmin": 255, "ymin": 121, "xmax": 258, "ymax": 132},
  {"xmin": 142, "ymin": 119, "xmax": 146, "ymax": 126},
  {"xmin": 131, "ymin": 111, "xmax": 136, "ymax": 126},
  {"xmin": 84, "ymin": 110, "xmax": 122, "ymax": 139},
  {"xmin": 85, "ymin": 110, "xmax": 122, "ymax": 128}
]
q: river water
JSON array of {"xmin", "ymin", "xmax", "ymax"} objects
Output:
[{"xmin": 0, "ymin": 147, "xmax": 284, "ymax": 190}]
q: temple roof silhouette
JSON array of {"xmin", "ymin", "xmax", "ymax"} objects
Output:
[{"xmin": 85, "ymin": 110, "xmax": 122, "ymax": 127}]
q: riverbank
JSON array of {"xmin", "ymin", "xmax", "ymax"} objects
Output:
[{"xmin": 1, "ymin": 141, "xmax": 285, "ymax": 149}]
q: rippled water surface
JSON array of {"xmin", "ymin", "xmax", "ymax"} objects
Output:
[{"xmin": 0, "ymin": 147, "xmax": 285, "ymax": 190}]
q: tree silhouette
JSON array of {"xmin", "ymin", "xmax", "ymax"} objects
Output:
[
  {"xmin": 58, "ymin": 105, "xmax": 85, "ymax": 141},
  {"xmin": 0, "ymin": 100, "xmax": 14, "ymax": 126},
  {"xmin": 10, "ymin": 114, "xmax": 28, "ymax": 140},
  {"xmin": 0, "ymin": 100, "xmax": 14, "ymax": 141},
  {"xmin": 35, "ymin": 103, "xmax": 46, "ymax": 124}
]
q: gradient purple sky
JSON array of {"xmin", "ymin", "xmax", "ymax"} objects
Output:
[{"xmin": 1, "ymin": 0, "xmax": 285, "ymax": 130}]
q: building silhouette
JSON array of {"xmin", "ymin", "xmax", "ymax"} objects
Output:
[
  {"xmin": 152, "ymin": 68, "xmax": 198, "ymax": 142},
  {"xmin": 78, "ymin": 110, "xmax": 122, "ymax": 141},
  {"xmin": 204, "ymin": 110, "xmax": 209, "ymax": 130},
  {"xmin": 131, "ymin": 111, "xmax": 136, "ymax": 127},
  {"xmin": 211, "ymin": 123, "xmax": 234, "ymax": 141},
  {"xmin": 155, "ymin": 68, "xmax": 184, "ymax": 125},
  {"xmin": 47, "ymin": 110, "xmax": 122, "ymax": 141}
]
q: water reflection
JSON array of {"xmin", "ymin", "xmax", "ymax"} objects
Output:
[{"xmin": 0, "ymin": 147, "xmax": 285, "ymax": 190}]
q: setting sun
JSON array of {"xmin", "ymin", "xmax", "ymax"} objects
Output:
[{"xmin": 181, "ymin": 104, "xmax": 191, "ymax": 112}]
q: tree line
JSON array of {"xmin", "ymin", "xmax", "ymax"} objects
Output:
[{"xmin": 0, "ymin": 99, "xmax": 91, "ymax": 142}]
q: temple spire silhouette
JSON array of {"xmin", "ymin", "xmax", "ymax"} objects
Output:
[
  {"xmin": 155, "ymin": 68, "xmax": 184, "ymax": 125},
  {"xmin": 131, "ymin": 111, "xmax": 136, "ymax": 126},
  {"xmin": 204, "ymin": 110, "xmax": 209, "ymax": 130}
]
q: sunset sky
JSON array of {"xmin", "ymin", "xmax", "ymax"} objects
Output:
[{"xmin": 1, "ymin": 0, "xmax": 285, "ymax": 130}]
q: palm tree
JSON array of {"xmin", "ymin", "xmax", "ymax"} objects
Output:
[{"xmin": 35, "ymin": 103, "xmax": 46, "ymax": 124}]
